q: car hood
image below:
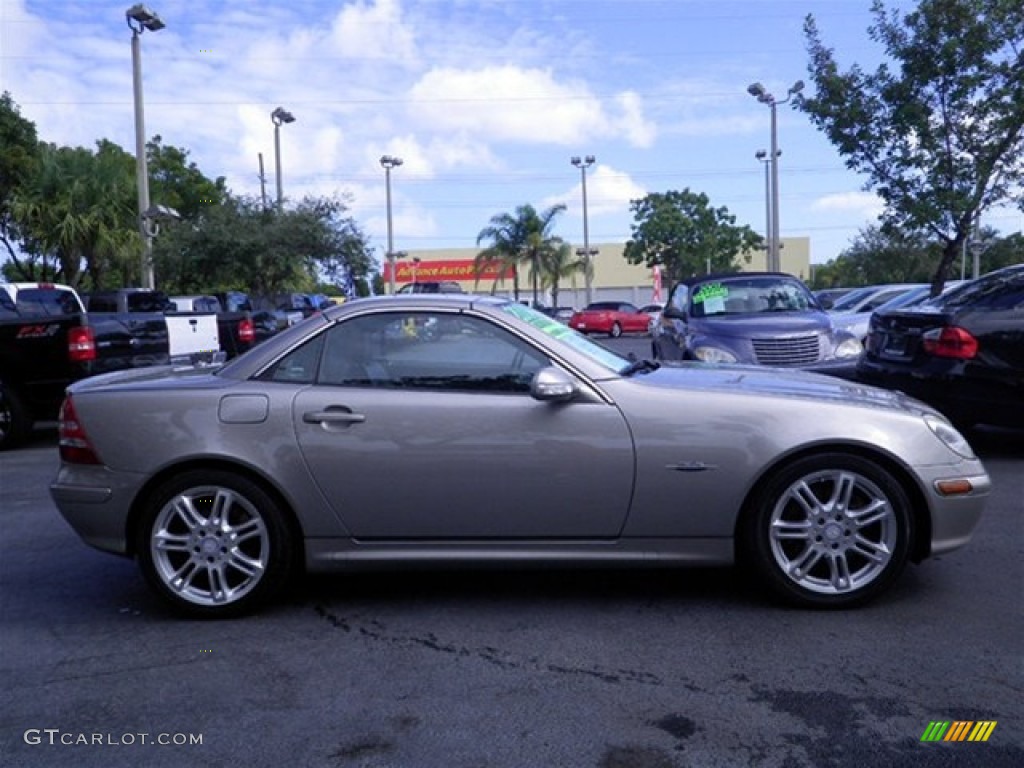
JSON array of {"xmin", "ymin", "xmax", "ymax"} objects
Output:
[
  {"xmin": 636, "ymin": 361, "xmax": 932, "ymax": 414},
  {"xmin": 690, "ymin": 313, "xmax": 829, "ymax": 337}
]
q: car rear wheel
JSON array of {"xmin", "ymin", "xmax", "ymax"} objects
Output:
[
  {"xmin": 137, "ymin": 470, "xmax": 295, "ymax": 618},
  {"xmin": 609, "ymin": 322, "xmax": 623, "ymax": 338},
  {"xmin": 0, "ymin": 383, "xmax": 32, "ymax": 451},
  {"xmin": 741, "ymin": 453, "xmax": 912, "ymax": 608}
]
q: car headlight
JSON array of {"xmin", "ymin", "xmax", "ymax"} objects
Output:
[
  {"xmin": 834, "ymin": 337, "xmax": 863, "ymax": 359},
  {"xmin": 924, "ymin": 414, "xmax": 976, "ymax": 460},
  {"xmin": 693, "ymin": 346, "xmax": 738, "ymax": 363}
]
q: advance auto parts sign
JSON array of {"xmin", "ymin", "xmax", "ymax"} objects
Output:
[{"xmin": 383, "ymin": 259, "xmax": 516, "ymax": 284}]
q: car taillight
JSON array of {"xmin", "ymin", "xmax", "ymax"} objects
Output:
[
  {"xmin": 68, "ymin": 326, "xmax": 96, "ymax": 362},
  {"xmin": 922, "ymin": 326, "xmax": 978, "ymax": 359},
  {"xmin": 238, "ymin": 317, "xmax": 255, "ymax": 344},
  {"xmin": 58, "ymin": 396, "xmax": 102, "ymax": 465}
]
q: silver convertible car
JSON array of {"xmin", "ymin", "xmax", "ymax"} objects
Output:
[{"xmin": 50, "ymin": 296, "xmax": 990, "ymax": 618}]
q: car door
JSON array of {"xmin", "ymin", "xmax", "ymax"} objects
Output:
[{"xmin": 288, "ymin": 309, "xmax": 636, "ymax": 539}]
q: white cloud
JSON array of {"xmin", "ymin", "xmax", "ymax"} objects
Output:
[
  {"xmin": 408, "ymin": 66, "xmax": 656, "ymax": 149},
  {"xmin": 812, "ymin": 191, "xmax": 884, "ymax": 219},
  {"xmin": 544, "ymin": 164, "xmax": 647, "ymax": 218}
]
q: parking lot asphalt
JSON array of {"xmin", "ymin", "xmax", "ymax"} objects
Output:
[{"xmin": 1, "ymin": 340, "xmax": 1022, "ymax": 768}]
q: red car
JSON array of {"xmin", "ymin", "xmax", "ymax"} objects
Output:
[{"xmin": 568, "ymin": 301, "xmax": 652, "ymax": 337}]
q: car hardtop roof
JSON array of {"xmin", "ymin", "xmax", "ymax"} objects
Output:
[
  {"xmin": 675, "ymin": 271, "xmax": 804, "ymax": 288},
  {"xmin": 322, "ymin": 293, "xmax": 509, "ymax": 316}
]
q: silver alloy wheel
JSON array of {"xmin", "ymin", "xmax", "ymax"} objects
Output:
[
  {"xmin": 768, "ymin": 469, "xmax": 898, "ymax": 595},
  {"xmin": 150, "ymin": 485, "xmax": 270, "ymax": 607}
]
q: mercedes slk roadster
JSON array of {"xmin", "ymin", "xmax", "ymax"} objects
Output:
[{"xmin": 50, "ymin": 296, "xmax": 990, "ymax": 618}]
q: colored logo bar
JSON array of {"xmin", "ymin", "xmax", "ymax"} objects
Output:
[{"xmin": 921, "ymin": 721, "xmax": 997, "ymax": 742}]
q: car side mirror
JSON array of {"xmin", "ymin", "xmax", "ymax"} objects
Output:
[
  {"xmin": 530, "ymin": 367, "xmax": 577, "ymax": 402},
  {"xmin": 662, "ymin": 303, "xmax": 685, "ymax": 320}
]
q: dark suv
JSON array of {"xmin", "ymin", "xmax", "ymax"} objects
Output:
[{"xmin": 857, "ymin": 264, "xmax": 1024, "ymax": 429}]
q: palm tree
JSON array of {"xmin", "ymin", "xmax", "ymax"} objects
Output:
[
  {"xmin": 539, "ymin": 241, "xmax": 587, "ymax": 309},
  {"xmin": 12, "ymin": 142, "xmax": 137, "ymax": 288},
  {"xmin": 475, "ymin": 203, "xmax": 566, "ymax": 304}
]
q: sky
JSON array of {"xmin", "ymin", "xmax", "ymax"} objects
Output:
[{"xmin": 2, "ymin": 0, "xmax": 1021, "ymax": 272}]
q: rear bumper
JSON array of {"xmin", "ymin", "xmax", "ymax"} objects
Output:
[{"xmin": 50, "ymin": 465, "xmax": 143, "ymax": 556}]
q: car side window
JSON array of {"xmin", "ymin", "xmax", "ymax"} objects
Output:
[
  {"xmin": 318, "ymin": 312, "xmax": 550, "ymax": 393},
  {"xmin": 669, "ymin": 285, "xmax": 688, "ymax": 315},
  {"xmin": 264, "ymin": 334, "xmax": 325, "ymax": 383}
]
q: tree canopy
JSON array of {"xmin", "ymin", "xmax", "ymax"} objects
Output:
[
  {"xmin": 475, "ymin": 203, "xmax": 574, "ymax": 305},
  {"xmin": 621, "ymin": 189, "xmax": 760, "ymax": 284},
  {"xmin": 0, "ymin": 94, "xmax": 376, "ymax": 295},
  {"xmin": 800, "ymin": 0, "xmax": 1024, "ymax": 294}
]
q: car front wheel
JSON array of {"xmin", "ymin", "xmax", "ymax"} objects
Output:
[
  {"xmin": 609, "ymin": 322, "xmax": 623, "ymax": 338},
  {"xmin": 137, "ymin": 470, "xmax": 295, "ymax": 618},
  {"xmin": 741, "ymin": 453, "xmax": 912, "ymax": 608}
]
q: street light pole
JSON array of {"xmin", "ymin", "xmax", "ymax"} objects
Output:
[
  {"xmin": 571, "ymin": 155, "xmax": 597, "ymax": 304},
  {"xmin": 271, "ymin": 107, "xmax": 295, "ymax": 209},
  {"xmin": 755, "ymin": 149, "xmax": 778, "ymax": 270},
  {"xmin": 126, "ymin": 4, "xmax": 165, "ymax": 289},
  {"xmin": 380, "ymin": 155, "xmax": 403, "ymax": 294},
  {"xmin": 748, "ymin": 80, "xmax": 803, "ymax": 272}
]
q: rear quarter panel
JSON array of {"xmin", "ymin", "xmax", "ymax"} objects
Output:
[{"xmin": 71, "ymin": 377, "xmax": 349, "ymax": 538}]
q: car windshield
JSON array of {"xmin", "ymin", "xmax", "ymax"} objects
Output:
[
  {"xmin": 687, "ymin": 276, "xmax": 816, "ymax": 317},
  {"xmin": 500, "ymin": 303, "xmax": 629, "ymax": 373}
]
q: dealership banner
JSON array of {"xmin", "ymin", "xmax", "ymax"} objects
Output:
[{"xmin": 383, "ymin": 259, "xmax": 516, "ymax": 283}]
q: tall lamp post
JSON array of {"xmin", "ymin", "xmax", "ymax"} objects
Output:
[
  {"xmin": 380, "ymin": 155, "xmax": 403, "ymax": 294},
  {"xmin": 571, "ymin": 155, "xmax": 597, "ymax": 304},
  {"xmin": 126, "ymin": 4, "xmax": 165, "ymax": 289},
  {"xmin": 271, "ymin": 107, "xmax": 295, "ymax": 208},
  {"xmin": 747, "ymin": 80, "xmax": 803, "ymax": 272},
  {"xmin": 754, "ymin": 149, "xmax": 777, "ymax": 270}
]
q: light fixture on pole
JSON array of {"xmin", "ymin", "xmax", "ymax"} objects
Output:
[
  {"xmin": 571, "ymin": 155, "xmax": 597, "ymax": 304},
  {"xmin": 271, "ymin": 107, "xmax": 295, "ymax": 209},
  {"xmin": 747, "ymin": 80, "xmax": 803, "ymax": 272},
  {"xmin": 754, "ymin": 149, "xmax": 778, "ymax": 270},
  {"xmin": 380, "ymin": 155, "xmax": 403, "ymax": 294},
  {"xmin": 126, "ymin": 3, "xmax": 165, "ymax": 289}
]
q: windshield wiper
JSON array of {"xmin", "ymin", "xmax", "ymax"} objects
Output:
[{"xmin": 620, "ymin": 358, "xmax": 661, "ymax": 376}]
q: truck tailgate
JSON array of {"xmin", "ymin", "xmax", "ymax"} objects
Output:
[{"xmin": 166, "ymin": 314, "xmax": 221, "ymax": 361}]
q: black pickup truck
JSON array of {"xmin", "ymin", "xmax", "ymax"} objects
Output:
[
  {"xmin": 83, "ymin": 289, "xmax": 230, "ymax": 364},
  {"xmin": 0, "ymin": 283, "xmax": 102, "ymax": 449}
]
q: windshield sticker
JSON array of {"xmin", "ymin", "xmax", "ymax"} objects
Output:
[{"xmin": 693, "ymin": 283, "xmax": 728, "ymax": 315}]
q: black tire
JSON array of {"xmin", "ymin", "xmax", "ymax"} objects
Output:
[
  {"xmin": 740, "ymin": 453, "xmax": 912, "ymax": 608},
  {"xmin": 136, "ymin": 470, "xmax": 295, "ymax": 618},
  {"xmin": 609, "ymin": 322, "xmax": 623, "ymax": 338},
  {"xmin": 0, "ymin": 383, "xmax": 32, "ymax": 451}
]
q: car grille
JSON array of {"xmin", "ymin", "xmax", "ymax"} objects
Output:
[{"xmin": 752, "ymin": 335, "xmax": 823, "ymax": 366}]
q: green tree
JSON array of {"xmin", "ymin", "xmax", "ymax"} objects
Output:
[
  {"xmin": 152, "ymin": 194, "xmax": 374, "ymax": 297},
  {"xmin": 539, "ymin": 241, "xmax": 587, "ymax": 309},
  {"xmin": 475, "ymin": 203, "xmax": 567, "ymax": 304},
  {"xmin": 622, "ymin": 189, "xmax": 760, "ymax": 284},
  {"xmin": 0, "ymin": 92, "xmax": 41, "ymax": 275},
  {"xmin": 832, "ymin": 225, "xmax": 940, "ymax": 285},
  {"xmin": 800, "ymin": 0, "xmax": 1024, "ymax": 295},
  {"xmin": 11, "ymin": 141, "xmax": 137, "ymax": 287},
  {"xmin": 146, "ymin": 135, "xmax": 228, "ymax": 221}
]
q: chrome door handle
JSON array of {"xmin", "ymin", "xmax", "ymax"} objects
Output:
[{"xmin": 303, "ymin": 409, "xmax": 366, "ymax": 425}]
